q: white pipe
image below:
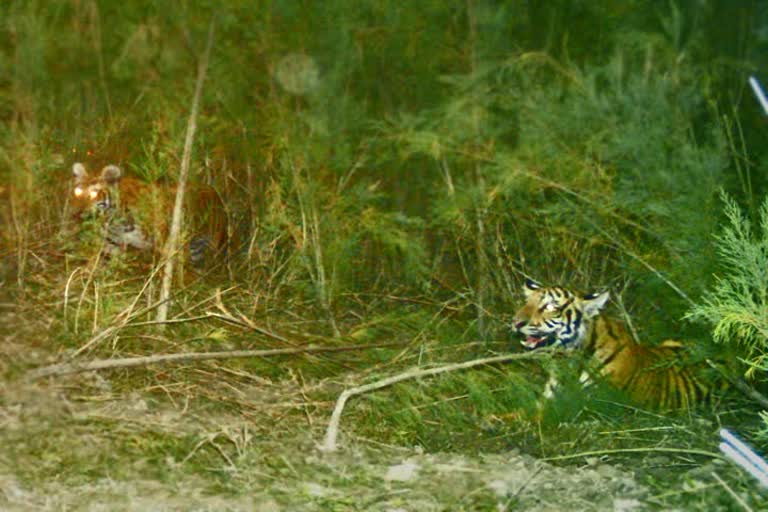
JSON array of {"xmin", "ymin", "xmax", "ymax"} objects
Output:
[{"xmin": 749, "ymin": 76, "xmax": 768, "ymax": 116}]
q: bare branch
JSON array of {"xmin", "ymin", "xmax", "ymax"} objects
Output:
[
  {"xmin": 26, "ymin": 342, "xmax": 402, "ymax": 381},
  {"xmin": 157, "ymin": 18, "xmax": 216, "ymax": 325},
  {"xmin": 319, "ymin": 351, "xmax": 547, "ymax": 453}
]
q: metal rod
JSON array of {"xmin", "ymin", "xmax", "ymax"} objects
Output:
[{"xmin": 749, "ymin": 76, "xmax": 768, "ymax": 116}]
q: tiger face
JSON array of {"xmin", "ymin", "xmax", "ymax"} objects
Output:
[
  {"xmin": 72, "ymin": 163, "xmax": 155, "ymax": 251},
  {"xmin": 72, "ymin": 163, "xmax": 123, "ymax": 216},
  {"xmin": 513, "ymin": 279, "xmax": 609, "ymax": 349},
  {"xmin": 70, "ymin": 162, "xmax": 228, "ymax": 266}
]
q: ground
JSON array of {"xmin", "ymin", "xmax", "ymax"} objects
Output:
[
  {"xmin": 0, "ymin": 300, "xmax": 759, "ymax": 511},
  {"xmin": 0, "ymin": 382, "xmax": 649, "ymax": 511}
]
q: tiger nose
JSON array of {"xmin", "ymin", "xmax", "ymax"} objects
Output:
[{"xmin": 513, "ymin": 319, "xmax": 526, "ymax": 330}]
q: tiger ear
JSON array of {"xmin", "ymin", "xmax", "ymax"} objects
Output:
[
  {"xmin": 100, "ymin": 165, "xmax": 122, "ymax": 184},
  {"xmin": 72, "ymin": 162, "xmax": 88, "ymax": 183},
  {"xmin": 523, "ymin": 278, "xmax": 542, "ymax": 297},
  {"xmin": 582, "ymin": 290, "xmax": 610, "ymax": 318}
]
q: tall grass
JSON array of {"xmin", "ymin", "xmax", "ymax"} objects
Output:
[{"xmin": 1, "ymin": 2, "xmax": 767, "ymax": 508}]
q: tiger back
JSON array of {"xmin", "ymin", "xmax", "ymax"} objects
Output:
[
  {"xmin": 70, "ymin": 162, "xmax": 229, "ymax": 267},
  {"xmin": 512, "ymin": 279, "xmax": 713, "ymax": 410}
]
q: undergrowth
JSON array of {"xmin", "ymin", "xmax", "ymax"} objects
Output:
[{"xmin": 2, "ymin": 1, "xmax": 768, "ymax": 510}]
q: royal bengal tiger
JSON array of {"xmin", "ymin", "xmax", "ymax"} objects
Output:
[
  {"xmin": 70, "ymin": 162, "xmax": 228, "ymax": 267},
  {"xmin": 512, "ymin": 279, "xmax": 715, "ymax": 410}
]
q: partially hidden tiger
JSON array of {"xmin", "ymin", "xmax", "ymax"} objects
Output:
[
  {"xmin": 69, "ymin": 162, "xmax": 229, "ymax": 268},
  {"xmin": 512, "ymin": 278, "xmax": 719, "ymax": 410}
]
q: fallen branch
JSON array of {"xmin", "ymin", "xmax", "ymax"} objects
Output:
[
  {"xmin": 25, "ymin": 342, "xmax": 401, "ymax": 381},
  {"xmin": 319, "ymin": 351, "xmax": 546, "ymax": 453}
]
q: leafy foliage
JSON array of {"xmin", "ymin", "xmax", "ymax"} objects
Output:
[{"xmin": 687, "ymin": 193, "xmax": 768, "ymax": 377}]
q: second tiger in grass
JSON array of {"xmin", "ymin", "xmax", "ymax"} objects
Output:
[
  {"xmin": 512, "ymin": 279, "xmax": 718, "ymax": 410},
  {"xmin": 70, "ymin": 162, "xmax": 230, "ymax": 269}
]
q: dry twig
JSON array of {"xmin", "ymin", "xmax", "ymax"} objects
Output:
[
  {"xmin": 26, "ymin": 342, "xmax": 401, "ymax": 381},
  {"xmin": 319, "ymin": 351, "xmax": 546, "ymax": 453},
  {"xmin": 541, "ymin": 446, "xmax": 724, "ymax": 462},
  {"xmin": 157, "ymin": 17, "xmax": 216, "ymax": 325}
]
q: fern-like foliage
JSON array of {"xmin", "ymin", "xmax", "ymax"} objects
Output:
[{"xmin": 686, "ymin": 192, "xmax": 768, "ymax": 378}]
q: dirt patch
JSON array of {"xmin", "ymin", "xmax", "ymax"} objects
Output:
[
  {"xmin": 0, "ymin": 438, "xmax": 649, "ymax": 511},
  {"xmin": 1, "ymin": 370, "xmax": 649, "ymax": 511}
]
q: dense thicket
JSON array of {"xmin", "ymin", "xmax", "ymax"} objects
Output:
[{"xmin": 2, "ymin": 0, "xmax": 768, "ymax": 436}]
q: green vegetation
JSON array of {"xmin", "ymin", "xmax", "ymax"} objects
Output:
[
  {"xmin": 686, "ymin": 194, "xmax": 768, "ymax": 411},
  {"xmin": 2, "ymin": 1, "xmax": 768, "ymax": 509}
]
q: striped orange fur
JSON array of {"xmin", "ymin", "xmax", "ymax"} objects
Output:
[
  {"xmin": 512, "ymin": 279, "xmax": 713, "ymax": 410},
  {"xmin": 70, "ymin": 162, "xmax": 229, "ymax": 267}
]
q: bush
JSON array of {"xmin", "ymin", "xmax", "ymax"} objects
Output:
[{"xmin": 686, "ymin": 192, "xmax": 768, "ymax": 379}]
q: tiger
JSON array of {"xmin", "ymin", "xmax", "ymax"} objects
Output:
[
  {"xmin": 70, "ymin": 162, "xmax": 229, "ymax": 267},
  {"xmin": 512, "ymin": 279, "xmax": 714, "ymax": 410}
]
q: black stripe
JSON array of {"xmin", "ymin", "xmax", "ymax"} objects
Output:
[{"xmin": 583, "ymin": 315, "xmax": 599, "ymax": 352}]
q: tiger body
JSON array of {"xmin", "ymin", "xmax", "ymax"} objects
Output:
[
  {"xmin": 512, "ymin": 279, "xmax": 710, "ymax": 410},
  {"xmin": 70, "ymin": 163, "xmax": 228, "ymax": 266}
]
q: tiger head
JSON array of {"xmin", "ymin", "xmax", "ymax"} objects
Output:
[
  {"xmin": 71, "ymin": 162, "xmax": 123, "ymax": 217},
  {"xmin": 512, "ymin": 279, "xmax": 610, "ymax": 350}
]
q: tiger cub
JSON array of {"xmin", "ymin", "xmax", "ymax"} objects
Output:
[
  {"xmin": 512, "ymin": 279, "xmax": 712, "ymax": 410},
  {"xmin": 70, "ymin": 162, "xmax": 228, "ymax": 267}
]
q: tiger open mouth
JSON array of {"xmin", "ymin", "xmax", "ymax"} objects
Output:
[{"xmin": 520, "ymin": 335, "xmax": 556, "ymax": 350}]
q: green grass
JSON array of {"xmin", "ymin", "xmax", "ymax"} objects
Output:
[{"xmin": 3, "ymin": 2, "xmax": 768, "ymax": 509}]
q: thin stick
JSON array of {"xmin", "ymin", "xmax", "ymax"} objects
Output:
[
  {"xmin": 580, "ymin": 207, "xmax": 695, "ymax": 308},
  {"xmin": 614, "ymin": 281, "xmax": 641, "ymax": 345},
  {"xmin": 616, "ymin": 242, "xmax": 695, "ymax": 308},
  {"xmin": 26, "ymin": 342, "xmax": 402, "ymax": 381},
  {"xmin": 541, "ymin": 446, "xmax": 724, "ymax": 462},
  {"xmin": 319, "ymin": 351, "xmax": 546, "ymax": 453},
  {"xmin": 63, "ymin": 267, "xmax": 82, "ymax": 327},
  {"xmin": 507, "ymin": 466, "xmax": 543, "ymax": 508},
  {"xmin": 712, "ymin": 471, "xmax": 754, "ymax": 512},
  {"xmin": 156, "ymin": 18, "xmax": 216, "ymax": 325},
  {"xmin": 210, "ymin": 291, "xmax": 291, "ymax": 343},
  {"xmin": 73, "ymin": 261, "xmax": 170, "ymax": 357},
  {"xmin": 707, "ymin": 359, "xmax": 768, "ymax": 410}
]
